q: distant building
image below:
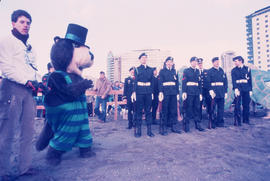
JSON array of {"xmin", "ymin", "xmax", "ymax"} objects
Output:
[
  {"xmin": 221, "ymin": 51, "xmax": 235, "ymax": 74},
  {"xmin": 246, "ymin": 6, "xmax": 270, "ymax": 71},
  {"xmin": 107, "ymin": 51, "xmax": 121, "ymax": 82},
  {"xmin": 120, "ymin": 49, "xmax": 171, "ymax": 81}
]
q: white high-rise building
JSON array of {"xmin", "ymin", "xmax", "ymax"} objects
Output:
[
  {"xmin": 120, "ymin": 49, "xmax": 171, "ymax": 81},
  {"xmin": 246, "ymin": 6, "xmax": 270, "ymax": 71},
  {"xmin": 107, "ymin": 51, "xmax": 121, "ymax": 82}
]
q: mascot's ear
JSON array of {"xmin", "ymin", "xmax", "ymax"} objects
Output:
[{"xmin": 54, "ymin": 36, "xmax": 61, "ymax": 43}]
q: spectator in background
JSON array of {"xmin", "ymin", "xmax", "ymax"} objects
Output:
[
  {"xmin": 94, "ymin": 71, "xmax": 112, "ymax": 122},
  {"xmin": 152, "ymin": 67, "xmax": 159, "ymax": 125},
  {"xmin": 42, "ymin": 62, "xmax": 55, "ymax": 86}
]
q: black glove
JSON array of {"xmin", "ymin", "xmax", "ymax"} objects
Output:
[
  {"xmin": 84, "ymin": 79, "xmax": 93, "ymax": 89},
  {"xmin": 25, "ymin": 80, "xmax": 39, "ymax": 95},
  {"xmin": 38, "ymin": 82, "xmax": 50, "ymax": 95}
]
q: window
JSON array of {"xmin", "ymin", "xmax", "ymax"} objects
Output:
[
  {"xmin": 267, "ymin": 39, "xmax": 269, "ymax": 42},
  {"xmin": 259, "ymin": 66, "xmax": 261, "ymax": 68},
  {"xmin": 257, "ymin": 32, "xmax": 260, "ymax": 35},
  {"xmin": 267, "ymin": 44, "xmax": 270, "ymax": 47},
  {"xmin": 266, "ymin": 15, "xmax": 268, "ymax": 18},
  {"xmin": 266, "ymin": 30, "xmax": 268, "ymax": 33},
  {"xmin": 258, "ymin": 56, "xmax": 261, "ymax": 59},
  {"xmin": 257, "ymin": 27, "xmax": 260, "ymax": 30},
  {"xmin": 268, "ymin": 60, "xmax": 270, "ymax": 62},
  {"xmin": 257, "ymin": 37, "xmax": 260, "ymax": 40},
  {"xmin": 258, "ymin": 61, "xmax": 261, "ymax": 64},
  {"xmin": 266, "ymin": 34, "xmax": 269, "ymax": 38},
  {"xmin": 258, "ymin": 46, "xmax": 261, "ymax": 49},
  {"xmin": 258, "ymin": 51, "xmax": 261, "ymax": 54},
  {"xmin": 258, "ymin": 42, "xmax": 260, "ymax": 44},
  {"xmin": 257, "ymin": 18, "xmax": 259, "ymax": 21},
  {"xmin": 267, "ymin": 49, "xmax": 270, "ymax": 52},
  {"xmin": 268, "ymin": 65, "xmax": 270, "ymax": 67},
  {"xmin": 266, "ymin": 25, "xmax": 269, "ymax": 28},
  {"xmin": 266, "ymin": 20, "xmax": 269, "ymax": 23},
  {"xmin": 268, "ymin": 54, "xmax": 270, "ymax": 57}
]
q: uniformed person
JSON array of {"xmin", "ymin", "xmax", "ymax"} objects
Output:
[
  {"xmin": 152, "ymin": 67, "xmax": 159, "ymax": 125},
  {"xmin": 197, "ymin": 58, "xmax": 211, "ymax": 126},
  {"xmin": 131, "ymin": 53, "xmax": 155, "ymax": 137},
  {"xmin": 231, "ymin": 56, "xmax": 252, "ymax": 126},
  {"xmin": 208, "ymin": 57, "xmax": 228, "ymax": 128},
  {"xmin": 158, "ymin": 57, "xmax": 181, "ymax": 135},
  {"xmin": 123, "ymin": 67, "xmax": 136, "ymax": 129},
  {"xmin": 182, "ymin": 57, "xmax": 204, "ymax": 132}
]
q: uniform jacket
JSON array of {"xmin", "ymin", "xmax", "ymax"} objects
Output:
[
  {"xmin": 159, "ymin": 67, "xmax": 179, "ymax": 96},
  {"xmin": 124, "ymin": 76, "xmax": 135, "ymax": 98},
  {"xmin": 208, "ymin": 67, "xmax": 228, "ymax": 98},
  {"xmin": 134, "ymin": 64, "xmax": 154, "ymax": 94},
  {"xmin": 231, "ymin": 65, "xmax": 252, "ymax": 92},
  {"xmin": 0, "ymin": 33, "xmax": 37, "ymax": 84},
  {"xmin": 182, "ymin": 67, "xmax": 202, "ymax": 96},
  {"xmin": 198, "ymin": 69, "xmax": 210, "ymax": 90}
]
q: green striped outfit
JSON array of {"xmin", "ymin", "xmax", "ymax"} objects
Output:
[{"xmin": 45, "ymin": 71, "xmax": 92, "ymax": 151}]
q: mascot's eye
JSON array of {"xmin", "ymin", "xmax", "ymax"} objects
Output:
[{"xmin": 72, "ymin": 43, "xmax": 81, "ymax": 48}]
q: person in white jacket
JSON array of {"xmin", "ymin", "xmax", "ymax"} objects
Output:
[{"xmin": 0, "ymin": 9, "xmax": 39, "ymax": 180}]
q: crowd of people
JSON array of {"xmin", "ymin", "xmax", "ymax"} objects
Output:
[{"xmin": 0, "ymin": 9, "xmax": 253, "ymax": 180}]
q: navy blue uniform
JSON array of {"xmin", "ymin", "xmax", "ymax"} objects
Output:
[
  {"xmin": 182, "ymin": 67, "xmax": 202, "ymax": 131},
  {"xmin": 231, "ymin": 65, "xmax": 252, "ymax": 124},
  {"xmin": 208, "ymin": 67, "xmax": 228, "ymax": 127},
  {"xmin": 159, "ymin": 67, "xmax": 179, "ymax": 129},
  {"xmin": 124, "ymin": 76, "xmax": 135, "ymax": 128},
  {"xmin": 199, "ymin": 69, "xmax": 211, "ymax": 121},
  {"xmin": 152, "ymin": 75, "xmax": 159, "ymax": 124},
  {"xmin": 134, "ymin": 64, "xmax": 154, "ymax": 127}
]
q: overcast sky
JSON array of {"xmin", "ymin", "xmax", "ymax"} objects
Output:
[{"xmin": 0, "ymin": 0, "xmax": 269, "ymax": 77}]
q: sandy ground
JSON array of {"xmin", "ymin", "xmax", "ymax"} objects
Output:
[{"xmin": 17, "ymin": 111, "xmax": 270, "ymax": 181}]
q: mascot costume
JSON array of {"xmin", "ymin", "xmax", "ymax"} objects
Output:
[{"xmin": 37, "ymin": 24, "xmax": 95, "ymax": 166}]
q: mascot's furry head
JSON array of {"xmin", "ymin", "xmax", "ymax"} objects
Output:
[{"xmin": 50, "ymin": 23, "xmax": 94, "ymax": 75}]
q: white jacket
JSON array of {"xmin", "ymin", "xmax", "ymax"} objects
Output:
[{"xmin": 0, "ymin": 33, "xmax": 37, "ymax": 85}]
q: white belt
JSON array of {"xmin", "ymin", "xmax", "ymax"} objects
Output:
[
  {"xmin": 236, "ymin": 79, "xmax": 248, "ymax": 84},
  {"xmin": 163, "ymin": 82, "xmax": 176, "ymax": 86},
  {"xmin": 211, "ymin": 82, "xmax": 224, "ymax": 86},
  {"xmin": 137, "ymin": 82, "xmax": 151, "ymax": 86},
  {"xmin": 186, "ymin": 82, "xmax": 198, "ymax": 86}
]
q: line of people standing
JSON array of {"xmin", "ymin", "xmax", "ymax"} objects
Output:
[{"xmin": 124, "ymin": 53, "xmax": 253, "ymax": 138}]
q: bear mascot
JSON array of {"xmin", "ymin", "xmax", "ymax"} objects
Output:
[{"xmin": 37, "ymin": 23, "xmax": 95, "ymax": 166}]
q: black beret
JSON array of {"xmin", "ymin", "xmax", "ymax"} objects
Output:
[
  {"xmin": 165, "ymin": 56, "xmax": 174, "ymax": 62},
  {"xmin": 197, "ymin": 58, "xmax": 203, "ymax": 64},
  {"xmin": 138, "ymin": 53, "xmax": 147, "ymax": 59},
  {"xmin": 190, "ymin": 56, "xmax": 197, "ymax": 62},
  {"xmin": 129, "ymin": 67, "xmax": 135, "ymax": 71},
  {"xmin": 212, "ymin": 57, "xmax": 219, "ymax": 63},
  {"xmin": 233, "ymin": 56, "xmax": 244, "ymax": 63}
]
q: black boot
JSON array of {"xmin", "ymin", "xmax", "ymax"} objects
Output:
[
  {"xmin": 159, "ymin": 124, "xmax": 168, "ymax": 136},
  {"xmin": 195, "ymin": 122, "xmax": 205, "ymax": 131},
  {"xmin": 147, "ymin": 125, "xmax": 155, "ymax": 137},
  {"xmin": 134, "ymin": 125, "xmax": 141, "ymax": 138},
  {"xmin": 46, "ymin": 146, "xmax": 64, "ymax": 166},
  {"xmin": 171, "ymin": 124, "xmax": 181, "ymax": 134},
  {"xmin": 79, "ymin": 147, "xmax": 96, "ymax": 158},
  {"xmin": 184, "ymin": 120, "xmax": 190, "ymax": 133},
  {"xmin": 126, "ymin": 121, "xmax": 133, "ymax": 129}
]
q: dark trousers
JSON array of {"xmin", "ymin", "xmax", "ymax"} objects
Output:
[
  {"xmin": 136, "ymin": 93, "xmax": 152, "ymax": 126},
  {"xmin": 234, "ymin": 91, "xmax": 251, "ymax": 123},
  {"xmin": 212, "ymin": 97, "xmax": 225, "ymax": 126},
  {"xmin": 161, "ymin": 95, "xmax": 177, "ymax": 127},
  {"xmin": 186, "ymin": 95, "xmax": 200, "ymax": 123},
  {"xmin": 200, "ymin": 89, "xmax": 211, "ymax": 120},
  {"xmin": 152, "ymin": 93, "xmax": 159, "ymax": 121},
  {"xmin": 94, "ymin": 96, "xmax": 108, "ymax": 122},
  {"xmin": 127, "ymin": 98, "xmax": 134, "ymax": 127},
  {"xmin": 87, "ymin": 103, "xmax": 93, "ymax": 116},
  {"xmin": 0, "ymin": 79, "xmax": 35, "ymax": 176}
]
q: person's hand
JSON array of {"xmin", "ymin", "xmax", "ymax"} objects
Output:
[
  {"xmin": 200, "ymin": 94, "xmax": 203, "ymax": 101},
  {"xmin": 25, "ymin": 80, "xmax": 39, "ymax": 95},
  {"xmin": 234, "ymin": 88, "xmax": 240, "ymax": 97},
  {"xmin": 182, "ymin": 92, "xmax": 187, "ymax": 101},
  {"xmin": 101, "ymin": 95, "xmax": 106, "ymax": 99},
  {"xmin": 224, "ymin": 93, "xmax": 228, "ymax": 99},
  {"xmin": 158, "ymin": 92, "xmax": 164, "ymax": 102},
  {"xmin": 249, "ymin": 91, "xmax": 253, "ymax": 97},
  {"xmin": 152, "ymin": 94, "xmax": 154, "ymax": 100},
  {"xmin": 209, "ymin": 90, "xmax": 216, "ymax": 99},
  {"xmin": 177, "ymin": 94, "xmax": 180, "ymax": 101},
  {"xmin": 131, "ymin": 92, "xmax": 136, "ymax": 102}
]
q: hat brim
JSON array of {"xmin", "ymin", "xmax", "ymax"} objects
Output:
[{"xmin": 53, "ymin": 36, "xmax": 90, "ymax": 49}]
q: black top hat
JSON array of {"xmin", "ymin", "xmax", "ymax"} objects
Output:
[
  {"xmin": 138, "ymin": 53, "xmax": 147, "ymax": 59},
  {"xmin": 65, "ymin": 24, "xmax": 88, "ymax": 47}
]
